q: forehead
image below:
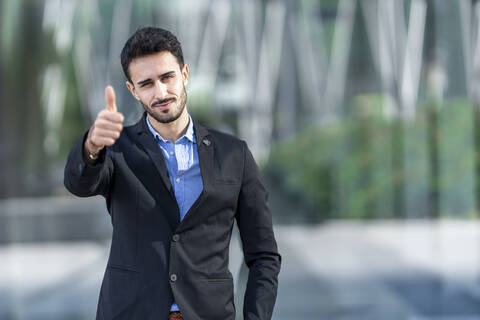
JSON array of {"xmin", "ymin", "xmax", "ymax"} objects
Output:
[{"xmin": 128, "ymin": 51, "xmax": 181, "ymax": 81}]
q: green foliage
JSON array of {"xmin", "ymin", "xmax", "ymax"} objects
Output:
[
  {"xmin": 58, "ymin": 54, "xmax": 87, "ymax": 159},
  {"xmin": 264, "ymin": 95, "xmax": 478, "ymax": 221},
  {"xmin": 436, "ymin": 99, "xmax": 476, "ymax": 217},
  {"xmin": 318, "ymin": 0, "xmax": 340, "ymax": 5}
]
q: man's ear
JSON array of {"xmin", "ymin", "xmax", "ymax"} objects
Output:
[
  {"xmin": 126, "ymin": 81, "xmax": 140, "ymax": 100},
  {"xmin": 182, "ymin": 64, "xmax": 189, "ymax": 86}
]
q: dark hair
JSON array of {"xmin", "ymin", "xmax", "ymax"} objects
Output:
[{"xmin": 120, "ymin": 27, "xmax": 184, "ymax": 83}]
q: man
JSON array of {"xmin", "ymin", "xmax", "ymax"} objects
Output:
[{"xmin": 64, "ymin": 27, "xmax": 281, "ymax": 320}]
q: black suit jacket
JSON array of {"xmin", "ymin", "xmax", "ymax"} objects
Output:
[{"xmin": 64, "ymin": 114, "xmax": 281, "ymax": 320}]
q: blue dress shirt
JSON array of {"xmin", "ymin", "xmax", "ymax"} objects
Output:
[{"xmin": 146, "ymin": 115, "xmax": 203, "ymax": 311}]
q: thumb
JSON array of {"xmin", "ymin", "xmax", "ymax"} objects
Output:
[{"xmin": 105, "ymin": 85, "xmax": 117, "ymax": 112}]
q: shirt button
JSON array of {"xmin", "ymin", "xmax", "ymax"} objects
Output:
[
  {"xmin": 170, "ymin": 274, "xmax": 177, "ymax": 282},
  {"xmin": 176, "ymin": 177, "xmax": 180, "ymax": 183},
  {"xmin": 170, "ymin": 151, "xmax": 174, "ymax": 155},
  {"xmin": 172, "ymin": 234, "xmax": 180, "ymax": 242}
]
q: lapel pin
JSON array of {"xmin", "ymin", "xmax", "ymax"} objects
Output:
[{"xmin": 202, "ymin": 138, "xmax": 211, "ymax": 146}]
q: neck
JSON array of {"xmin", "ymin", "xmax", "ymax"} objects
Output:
[{"xmin": 148, "ymin": 109, "xmax": 190, "ymax": 143}]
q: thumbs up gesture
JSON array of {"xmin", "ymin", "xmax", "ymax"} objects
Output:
[{"xmin": 84, "ymin": 86, "xmax": 124, "ymax": 161}]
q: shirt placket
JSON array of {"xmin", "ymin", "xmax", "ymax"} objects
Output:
[{"xmin": 176, "ymin": 142, "xmax": 188, "ymax": 219}]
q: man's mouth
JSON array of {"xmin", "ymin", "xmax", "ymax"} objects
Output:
[{"xmin": 152, "ymin": 98, "xmax": 175, "ymax": 109}]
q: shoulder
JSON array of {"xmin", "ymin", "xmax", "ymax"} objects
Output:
[
  {"xmin": 116, "ymin": 115, "xmax": 146, "ymax": 142},
  {"xmin": 124, "ymin": 115, "xmax": 145, "ymax": 135},
  {"xmin": 206, "ymin": 127, "xmax": 243, "ymax": 144},
  {"xmin": 195, "ymin": 122, "xmax": 246, "ymax": 149}
]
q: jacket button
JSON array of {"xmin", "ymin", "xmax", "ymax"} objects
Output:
[
  {"xmin": 170, "ymin": 274, "xmax": 177, "ymax": 282},
  {"xmin": 172, "ymin": 234, "xmax": 180, "ymax": 242}
]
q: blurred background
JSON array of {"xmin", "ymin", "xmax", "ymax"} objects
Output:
[{"xmin": 1, "ymin": 0, "xmax": 480, "ymax": 319}]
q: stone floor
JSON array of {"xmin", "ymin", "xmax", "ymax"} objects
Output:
[{"xmin": 1, "ymin": 221, "xmax": 480, "ymax": 320}]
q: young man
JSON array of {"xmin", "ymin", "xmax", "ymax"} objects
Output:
[{"xmin": 64, "ymin": 27, "xmax": 281, "ymax": 320}]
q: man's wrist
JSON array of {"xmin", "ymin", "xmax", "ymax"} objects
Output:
[
  {"xmin": 84, "ymin": 139, "xmax": 102, "ymax": 164},
  {"xmin": 88, "ymin": 152, "xmax": 99, "ymax": 161}
]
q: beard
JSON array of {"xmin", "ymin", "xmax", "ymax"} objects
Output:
[{"xmin": 141, "ymin": 85, "xmax": 187, "ymax": 124}]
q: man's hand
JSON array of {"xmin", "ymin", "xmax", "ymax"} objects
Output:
[{"xmin": 84, "ymin": 86, "xmax": 124, "ymax": 160}]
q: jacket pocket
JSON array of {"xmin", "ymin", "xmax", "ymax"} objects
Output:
[
  {"xmin": 199, "ymin": 273, "xmax": 233, "ymax": 282},
  {"xmin": 202, "ymin": 278, "xmax": 233, "ymax": 283},
  {"xmin": 107, "ymin": 264, "xmax": 140, "ymax": 273},
  {"xmin": 97, "ymin": 266, "xmax": 140, "ymax": 320},
  {"xmin": 196, "ymin": 278, "xmax": 235, "ymax": 319}
]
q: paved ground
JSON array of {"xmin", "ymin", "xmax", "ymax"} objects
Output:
[
  {"xmin": 1, "ymin": 221, "xmax": 480, "ymax": 319},
  {"xmin": 272, "ymin": 221, "xmax": 480, "ymax": 320}
]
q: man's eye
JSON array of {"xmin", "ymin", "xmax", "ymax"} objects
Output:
[{"xmin": 141, "ymin": 82, "xmax": 152, "ymax": 87}]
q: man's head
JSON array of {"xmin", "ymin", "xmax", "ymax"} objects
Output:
[
  {"xmin": 121, "ymin": 27, "xmax": 184, "ymax": 83},
  {"xmin": 122, "ymin": 27, "xmax": 188, "ymax": 125}
]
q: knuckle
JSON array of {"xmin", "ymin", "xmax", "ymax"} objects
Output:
[{"xmin": 95, "ymin": 118, "xmax": 104, "ymax": 127}]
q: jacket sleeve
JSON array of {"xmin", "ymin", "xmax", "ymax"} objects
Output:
[
  {"xmin": 235, "ymin": 141, "xmax": 281, "ymax": 320},
  {"xmin": 63, "ymin": 131, "xmax": 114, "ymax": 198}
]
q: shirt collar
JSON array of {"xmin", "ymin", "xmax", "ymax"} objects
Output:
[{"xmin": 146, "ymin": 114, "xmax": 196, "ymax": 143}]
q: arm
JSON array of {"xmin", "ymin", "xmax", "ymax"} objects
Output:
[
  {"xmin": 236, "ymin": 142, "xmax": 281, "ymax": 320},
  {"xmin": 63, "ymin": 132, "xmax": 113, "ymax": 198},
  {"xmin": 64, "ymin": 85, "xmax": 123, "ymax": 198}
]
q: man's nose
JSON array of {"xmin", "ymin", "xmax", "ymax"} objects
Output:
[{"xmin": 154, "ymin": 80, "xmax": 168, "ymax": 98}]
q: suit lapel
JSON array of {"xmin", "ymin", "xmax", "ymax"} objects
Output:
[
  {"xmin": 176, "ymin": 121, "xmax": 214, "ymax": 231},
  {"xmin": 133, "ymin": 114, "xmax": 175, "ymax": 198}
]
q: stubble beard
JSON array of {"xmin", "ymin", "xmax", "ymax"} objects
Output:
[{"xmin": 142, "ymin": 85, "xmax": 187, "ymax": 124}]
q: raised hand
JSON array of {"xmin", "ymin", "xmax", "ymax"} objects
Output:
[{"xmin": 84, "ymin": 86, "xmax": 124, "ymax": 160}]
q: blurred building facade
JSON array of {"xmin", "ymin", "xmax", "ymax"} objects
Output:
[{"xmin": 1, "ymin": 0, "xmax": 479, "ymax": 219}]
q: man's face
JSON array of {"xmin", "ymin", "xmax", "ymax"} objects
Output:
[{"xmin": 126, "ymin": 51, "xmax": 188, "ymax": 124}]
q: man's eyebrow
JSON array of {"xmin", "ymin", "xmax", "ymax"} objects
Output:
[
  {"xmin": 136, "ymin": 71, "xmax": 176, "ymax": 86},
  {"xmin": 137, "ymin": 78, "xmax": 152, "ymax": 86},
  {"xmin": 160, "ymin": 71, "xmax": 176, "ymax": 78}
]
